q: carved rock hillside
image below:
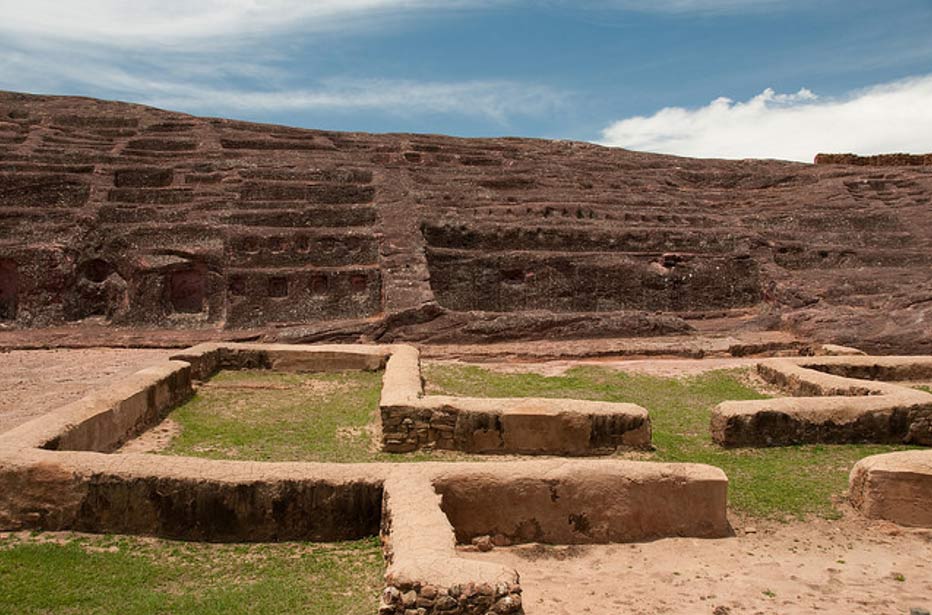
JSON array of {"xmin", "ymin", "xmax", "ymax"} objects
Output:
[{"xmin": 1, "ymin": 91, "xmax": 930, "ymax": 353}]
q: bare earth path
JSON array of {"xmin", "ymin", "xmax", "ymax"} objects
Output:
[
  {"xmin": 462, "ymin": 514, "xmax": 932, "ymax": 615},
  {"xmin": 0, "ymin": 348, "xmax": 171, "ymax": 433}
]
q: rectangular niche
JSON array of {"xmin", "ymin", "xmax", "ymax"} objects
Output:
[
  {"xmin": 0, "ymin": 259, "xmax": 17, "ymax": 321},
  {"xmin": 169, "ymin": 265, "xmax": 207, "ymax": 313}
]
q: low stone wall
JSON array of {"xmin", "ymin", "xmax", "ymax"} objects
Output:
[
  {"xmin": 382, "ymin": 397, "xmax": 651, "ymax": 455},
  {"xmin": 379, "ymin": 346, "xmax": 652, "ymax": 455},
  {"xmin": 0, "ymin": 343, "xmax": 401, "ymax": 537},
  {"xmin": 0, "ymin": 343, "xmax": 393, "ymax": 456},
  {"xmin": 0, "ymin": 449, "xmax": 386, "ymax": 541},
  {"xmin": 713, "ymin": 395, "xmax": 932, "ymax": 447},
  {"xmin": 378, "ymin": 345, "xmax": 424, "ymax": 408},
  {"xmin": 171, "ymin": 342, "xmax": 391, "ymax": 380},
  {"xmin": 711, "ymin": 357, "xmax": 932, "ymax": 447},
  {"xmin": 797, "ymin": 356, "xmax": 932, "ymax": 383},
  {"xmin": 849, "ymin": 450, "xmax": 932, "ymax": 527},
  {"xmin": 380, "ymin": 474, "xmax": 522, "ymax": 615},
  {"xmin": 755, "ymin": 359, "xmax": 890, "ymax": 397},
  {"xmin": 434, "ymin": 460, "xmax": 730, "ymax": 545},
  {"xmin": 379, "ymin": 460, "xmax": 727, "ymax": 614}
]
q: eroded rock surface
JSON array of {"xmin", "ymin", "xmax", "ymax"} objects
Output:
[{"xmin": 1, "ymin": 91, "xmax": 931, "ymax": 352}]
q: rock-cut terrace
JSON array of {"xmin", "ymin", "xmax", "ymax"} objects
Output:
[{"xmin": 0, "ymin": 91, "xmax": 931, "ymax": 355}]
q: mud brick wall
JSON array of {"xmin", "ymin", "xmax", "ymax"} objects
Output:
[
  {"xmin": 712, "ymin": 358, "xmax": 932, "ymax": 447},
  {"xmin": 379, "ymin": 473, "xmax": 524, "ymax": 615}
]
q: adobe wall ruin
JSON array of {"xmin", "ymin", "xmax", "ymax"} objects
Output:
[
  {"xmin": 711, "ymin": 356, "xmax": 932, "ymax": 447},
  {"xmin": 0, "ymin": 342, "xmax": 734, "ymax": 615},
  {"xmin": 1, "ymin": 340, "xmax": 931, "ymax": 612},
  {"xmin": 698, "ymin": 353, "xmax": 932, "ymax": 528}
]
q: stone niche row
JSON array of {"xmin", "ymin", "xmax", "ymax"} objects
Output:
[
  {"xmin": 0, "ymin": 249, "xmax": 382, "ymax": 327},
  {"xmin": 155, "ymin": 266, "xmax": 383, "ymax": 325},
  {"xmin": 426, "ymin": 249, "xmax": 761, "ymax": 314},
  {"xmin": 227, "ymin": 233, "xmax": 378, "ymax": 268}
]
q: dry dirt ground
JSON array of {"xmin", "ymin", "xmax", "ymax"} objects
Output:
[
  {"xmin": 1, "ymin": 349, "xmax": 930, "ymax": 615},
  {"xmin": 462, "ymin": 513, "xmax": 932, "ymax": 615},
  {"xmin": 0, "ymin": 348, "xmax": 171, "ymax": 433},
  {"xmin": 434, "ymin": 357, "xmax": 764, "ymax": 378}
]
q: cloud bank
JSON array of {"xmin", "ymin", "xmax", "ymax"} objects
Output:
[
  {"xmin": 141, "ymin": 79, "xmax": 567, "ymax": 121},
  {"xmin": 0, "ymin": 47, "xmax": 565, "ymax": 122},
  {"xmin": 0, "ymin": 0, "xmax": 565, "ymax": 123},
  {"xmin": 0, "ymin": 1, "xmax": 492, "ymax": 48},
  {"xmin": 0, "ymin": 0, "xmax": 804, "ymax": 49},
  {"xmin": 600, "ymin": 75, "xmax": 932, "ymax": 162}
]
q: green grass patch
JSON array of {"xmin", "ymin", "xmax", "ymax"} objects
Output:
[
  {"xmin": 160, "ymin": 369, "xmax": 476, "ymax": 463},
  {"xmin": 424, "ymin": 364, "xmax": 917, "ymax": 519},
  {"xmin": 0, "ymin": 533, "xmax": 382, "ymax": 615},
  {"xmin": 162, "ymin": 369, "xmax": 384, "ymax": 463},
  {"xmin": 916, "ymin": 385, "xmax": 931, "ymax": 393}
]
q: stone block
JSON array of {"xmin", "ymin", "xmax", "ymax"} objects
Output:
[{"xmin": 850, "ymin": 450, "xmax": 932, "ymax": 527}]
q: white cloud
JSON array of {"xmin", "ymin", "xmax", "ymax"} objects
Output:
[
  {"xmin": 0, "ymin": 0, "xmax": 800, "ymax": 49},
  {"xmin": 142, "ymin": 79, "xmax": 566, "ymax": 121},
  {"xmin": 0, "ymin": 50, "xmax": 564, "ymax": 122},
  {"xmin": 0, "ymin": 1, "xmax": 565, "ymax": 123},
  {"xmin": 0, "ymin": 0, "xmax": 497, "ymax": 48},
  {"xmin": 600, "ymin": 75, "xmax": 932, "ymax": 162}
]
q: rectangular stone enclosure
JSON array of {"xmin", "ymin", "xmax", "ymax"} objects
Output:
[{"xmin": 0, "ymin": 343, "xmax": 729, "ymax": 615}]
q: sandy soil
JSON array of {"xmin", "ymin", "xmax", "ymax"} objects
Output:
[
  {"xmin": 0, "ymin": 348, "xmax": 171, "ymax": 433},
  {"xmin": 432, "ymin": 357, "xmax": 764, "ymax": 378},
  {"xmin": 461, "ymin": 513, "xmax": 932, "ymax": 615},
  {"xmin": 418, "ymin": 330, "xmax": 807, "ymax": 362},
  {"xmin": 117, "ymin": 417, "xmax": 181, "ymax": 454}
]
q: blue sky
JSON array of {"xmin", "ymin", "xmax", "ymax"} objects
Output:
[{"xmin": 1, "ymin": 0, "xmax": 930, "ymax": 161}]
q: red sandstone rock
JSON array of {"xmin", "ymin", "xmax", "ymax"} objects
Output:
[
  {"xmin": 472, "ymin": 535, "xmax": 494, "ymax": 552},
  {"xmin": 1, "ymin": 91, "xmax": 931, "ymax": 353},
  {"xmin": 815, "ymin": 153, "xmax": 932, "ymax": 166}
]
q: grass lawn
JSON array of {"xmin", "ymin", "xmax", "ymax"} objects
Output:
[
  {"xmin": 917, "ymin": 385, "xmax": 931, "ymax": 393},
  {"xmin": 160, "ymin": 369, "xmax": 476, "ymax": 463},
  {"xmin": 0, "ymin": 533, "xmax": 382, "ymax": 615},
  {"xmin": 161, "ymin": 369, "xmax": 384, "ymax": 463},
  {"xmin": 424, "ymin": 364, "xmax": 918, "ymax": 519}
]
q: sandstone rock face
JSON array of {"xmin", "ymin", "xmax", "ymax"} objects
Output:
[
  {"xmin": 1, "ymin": 91, "xmax": 931, "ymax": 352},
  {"xmin": 814, "ymin": 153, "xmax": 932, "ymax": 166}
]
